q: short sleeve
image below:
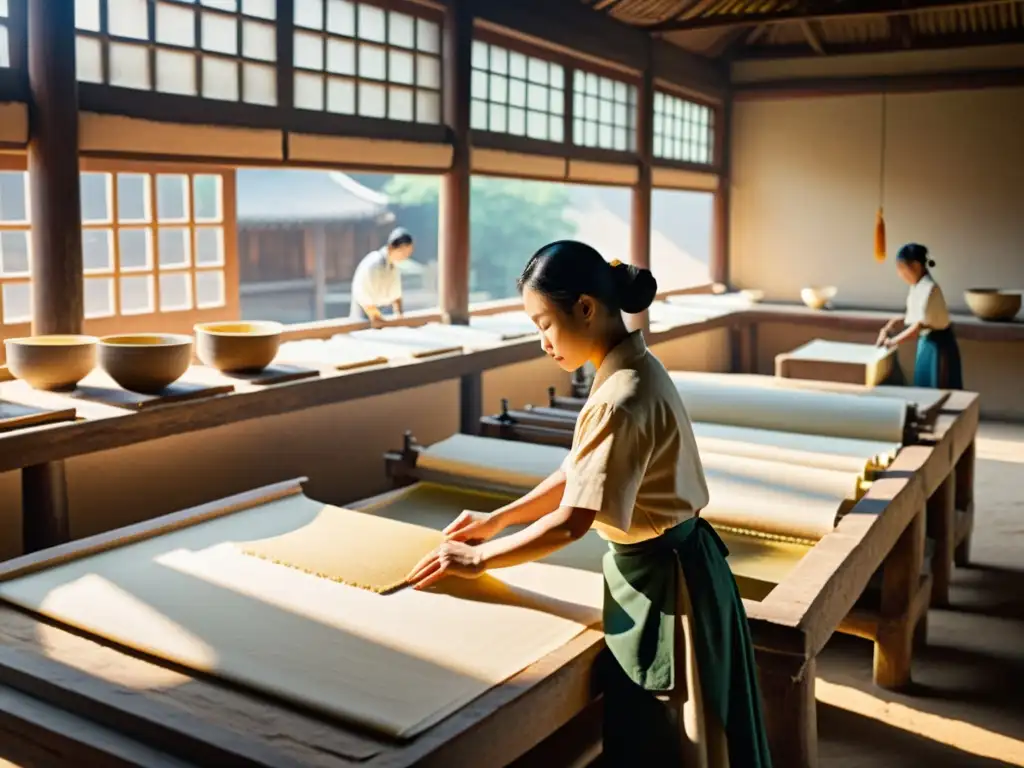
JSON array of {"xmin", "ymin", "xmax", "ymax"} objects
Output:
[
  {"xmin": 561, "ymin": 405, "xmax": 648, "ymax": 533},
  {"xmin": 922, "ymin": 283, "xmax": 948, "ymax": 328}
]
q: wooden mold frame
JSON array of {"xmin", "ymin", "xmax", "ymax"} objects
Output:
[
  {"xmin": 0, "ymin": 476, "xmax": 606, "ymax": 768},
  {"xmin": 774, "ymin": 345, "xmax": 898, "ymax": 388},
  {"xmin": 461, "ymin": 390, "xmax": 978, "ymax": 767}
]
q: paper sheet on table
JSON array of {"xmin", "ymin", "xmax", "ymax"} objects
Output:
[{"xmin": 0, "ymin": 492, "xmax": 602, "ymax": 740}]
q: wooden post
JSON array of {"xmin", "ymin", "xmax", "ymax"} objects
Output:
[
  {"xmin": 757, "ymin": 652, "xmax": 817, "ymax": 768},
  {"xmin": 954, "ymin": 439, "xmax": 975, "ymax": 566},
  {"xmin": 628, "ymin": 52, "xmax": 654, "ymax": 335},
  {"xmin": 311, "ymin": 225, "xmax": 328, "ymax": 321},
  {"xmin": 27, "ymin": 0, "xmax": 83, "ymax": 336},
  {"xmin": 439, "ymin": 0, "xmax": 472, "ymax": 327},
  {"xmin": 22, "ymin": 462, "xmax": 70, "ymax": 553},
  {"xmin": 926, "ymin": 473, "xmax": 956, "ymax": 607},
  {"xmin": 711, "ymin": 97, "xmax": 732, "ymax": 286},
  {"xmin": 874, "ymin": 506, "xmax": 927, "ymax": 689}
]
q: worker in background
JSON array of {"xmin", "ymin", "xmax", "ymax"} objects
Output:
[
  {"xmin": 405, "ymin": 241, "xmax": 771, "ymax": 768},
  {"xmin": 349, "ymin": 227, "xmax": 415, "ymax": 326},
  {"xmin": 876, "ymin": 242, "xmax": 963, "ymax": 389}
]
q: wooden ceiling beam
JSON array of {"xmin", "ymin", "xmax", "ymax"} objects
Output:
[
  {"xmin": 648, "ymin": 0, "xmax": 1019, "ymax": 33},
  {"xmin": 799, "ymin": 19, "xmax": 826, "ymax": 55},
  {"xmin": 735, "ymin": 24, "xmax": 1024, "ymax": 59}
]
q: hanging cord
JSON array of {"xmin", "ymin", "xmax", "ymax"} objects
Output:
[
  {"xmin": 879, "ymin": 92, "xmax": 887, "ymax": 208},
  {"xmin": 874, "ymin": 92, "xmax": 888, "ymax": 262}
]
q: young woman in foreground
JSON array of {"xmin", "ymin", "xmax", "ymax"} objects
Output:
[
  {"xmin": 876, "ymin": 242, "xmax": 963, "ymax": 389},
  {"xmin": 406, "ymin": 241, "xmax": 771, "ymax": 767}
]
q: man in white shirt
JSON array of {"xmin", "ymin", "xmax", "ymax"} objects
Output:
[{"xmin": 349, "ymin": 227, "xmax": 415, "ymax": 325}]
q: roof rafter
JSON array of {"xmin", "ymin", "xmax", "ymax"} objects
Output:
[{"xmin": 648, "ymin": 0, "xmax": 1019, "ymax": 33}]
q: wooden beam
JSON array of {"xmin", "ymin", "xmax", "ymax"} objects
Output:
[
  {"xmin": 27, "ymin": 0, "xmax": 83, "ymax": 336},
  {"xmin": 439, "ymin": 0, "xmax": 472, "ymax": 325},
  {"xmin": 737, "ymin": 25, "xmax": 1024, "ymax": 59},
  {"xmin": 629, "ymin": 48, "xmax": 654, "ymax": 334},
  {"xmin": 649, "ymin": 0, "xmax": 1020, "ymax": 32},
  {"xmin": 710, "ymin": 97, "xmax": 731, "ymax": 286},
  {"xmin": 733, "ymin": 67, "xmax": 1024, "ymax": 99},
  {"xmin": 651, "ymin": 39, "xmax": 730, "ymax": 98},
  {"xmin": 799, "ymin": 20, "xmax": 826, "ymax": 55}
]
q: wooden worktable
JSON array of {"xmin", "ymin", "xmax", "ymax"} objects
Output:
[{"xmin": 481, "ymin": 386, "xmax": 979, "ymax": 766}]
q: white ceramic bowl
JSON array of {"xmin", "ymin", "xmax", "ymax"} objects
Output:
[
  {"xmin": 4, "ymin": 335, "xmax": 99, "ymax": 390},
  {"xmin": 194, "ymin": 321, "xmax": 283, "ymax": 372},
  {"xmin": 801, "ymin": 286, "xmax": 838, "ymax": 310}
]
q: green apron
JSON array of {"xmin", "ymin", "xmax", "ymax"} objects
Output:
[
  {"xmin": 914, "ymin": 326, "xmax": 963, "ymax": 389},
  {"xmin": 601, "ymin": 517, "xmax": 772, "ymax": 767}
]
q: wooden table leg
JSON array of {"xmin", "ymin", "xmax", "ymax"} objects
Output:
[
  {"xmin": 729, "ymin": 326, "xmax": 744, "ymax": 374},
  {"xmin": 459, "ymin": 373, "xmax": 482, "ymax": 436},
  {"xmin": 954, "ymin": 440, "xmax": 975, "ymax": 567},
  {"xmin": 757, "ymin": 652, "xmax": 817, "ymax": 768},
  {"xmin": 874, "ymin": 507, "xmax": 928, "ymax": 690},
  {"xmin": 22, "ymin": 460, "xmax": 70, "ymax": 554},
  {"xmin": 746, "ymin": 321, "xmax": 759, "ymax": 374},
  {"xmin": 926, "ymin": 474, "xmax": 956, "ymax": 608}
]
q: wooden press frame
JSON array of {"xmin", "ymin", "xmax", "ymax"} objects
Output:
[
  {"xmin": 460, "ymin": 389, "xmax": 977, "ymax": 766},
  {"xmin": 542, "ymin": 377, "xmax": 975, "ymax": 607}
]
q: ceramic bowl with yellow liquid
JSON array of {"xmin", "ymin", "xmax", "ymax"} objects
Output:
[
  {"xmin": 4, "ymin": 335, "xmax": 99, "ymax": 390},
  {"xmin": 98, "ymin": 334, "xmax": 194, "ymax": 394},
  {"xmin": 194, "ymin": 321, "xmax": 283, "ymax": 372}
]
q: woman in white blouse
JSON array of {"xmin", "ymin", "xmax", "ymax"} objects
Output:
[{"xmin": 876, "ymin": 243, "xmax": 963, "ymax": 389}]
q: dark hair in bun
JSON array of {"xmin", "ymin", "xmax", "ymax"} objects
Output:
[
  {"xmin": 517, "ymin": 240, "xmax": 658, "ymax": 316},
  {"xmin": 897, "ymin": 242, "xmax": 935, "ymax": 270}
]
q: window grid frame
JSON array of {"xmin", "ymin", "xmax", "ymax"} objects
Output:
[
  {"xmin": 469, "ymin": 28, "xmax": 645, "ymax": 162},
  {"xmin": 0, "ymin": 155, "xmax": 238, "ymax": 338},
  {"xmin": 0, "ymin": 167, "xmax": 33, "ymax": 326},
  {"xmin": 652, "ymin": 87, "xmax": 716, "ymax": 168},
  {"xmin": 81, "ymin": 168, "xmax": 229, "ymax": 319},
  {"xmin": 290, "ymin": 0, "xmax": 444, "ymax": 125},
  {"xmin": 469, "ymin": 37, "xmax": 567, "ymax": 146},
  {"xmin": 571, "ymin": 66, "xmax": 638, "ymax": 155},
  {"xmin": 74, "ymin": 0, "xmax": 280, "ymax": 107},
  {"xmin": 0, "ymin": 0, "xmax": 27, "ymax": 99}
]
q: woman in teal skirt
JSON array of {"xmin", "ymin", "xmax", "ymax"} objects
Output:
[
  {"xmin": 406, "ymin": 241, "xmax": 771, "ymax": 767},
  {"xmin": 877, "ymin": 243, "xmax": 963, "ymax": 389}
]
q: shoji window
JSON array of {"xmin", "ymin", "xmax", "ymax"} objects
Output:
[
  {"xmin": 291, "ymin": 0, "xmax": 442, "ymax": 123},
  {"xmin": 74, "ymin": 0, "xmax": 278, "ymax": 106},
  {"xmin": 653, "ymin": 90, "xmax": 715, "ymax": 166},
  {"xmin": 79, "ymin": 169, "xmax": 230, "ymax": 318},
  {"xmin": 572, "ymin": 69, "xmax": 637, "ymax": 153},
  {"xmin": 470, "ymin": 39, "xmax": 565, "ymax": 143}
]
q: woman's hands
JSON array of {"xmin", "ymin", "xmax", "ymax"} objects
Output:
[
  {"xmin": 404, "ymin": 510, "xmax": 504, "ymax": 591},
  {"xmin": 443, "ymin": 509, "xmax": 505, "ymax": 543},
  {"xmin": 405, "ymin": 540, "xmax": 485, "ymax": 591},
  {"xmin": 876, "ymin": 319, "xmax": 896, "ymax": 347}
]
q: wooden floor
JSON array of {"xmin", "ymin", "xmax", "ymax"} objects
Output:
[{"xmin": 816, "ymin": 421, "xmax": 1024, "ymax": 768}]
